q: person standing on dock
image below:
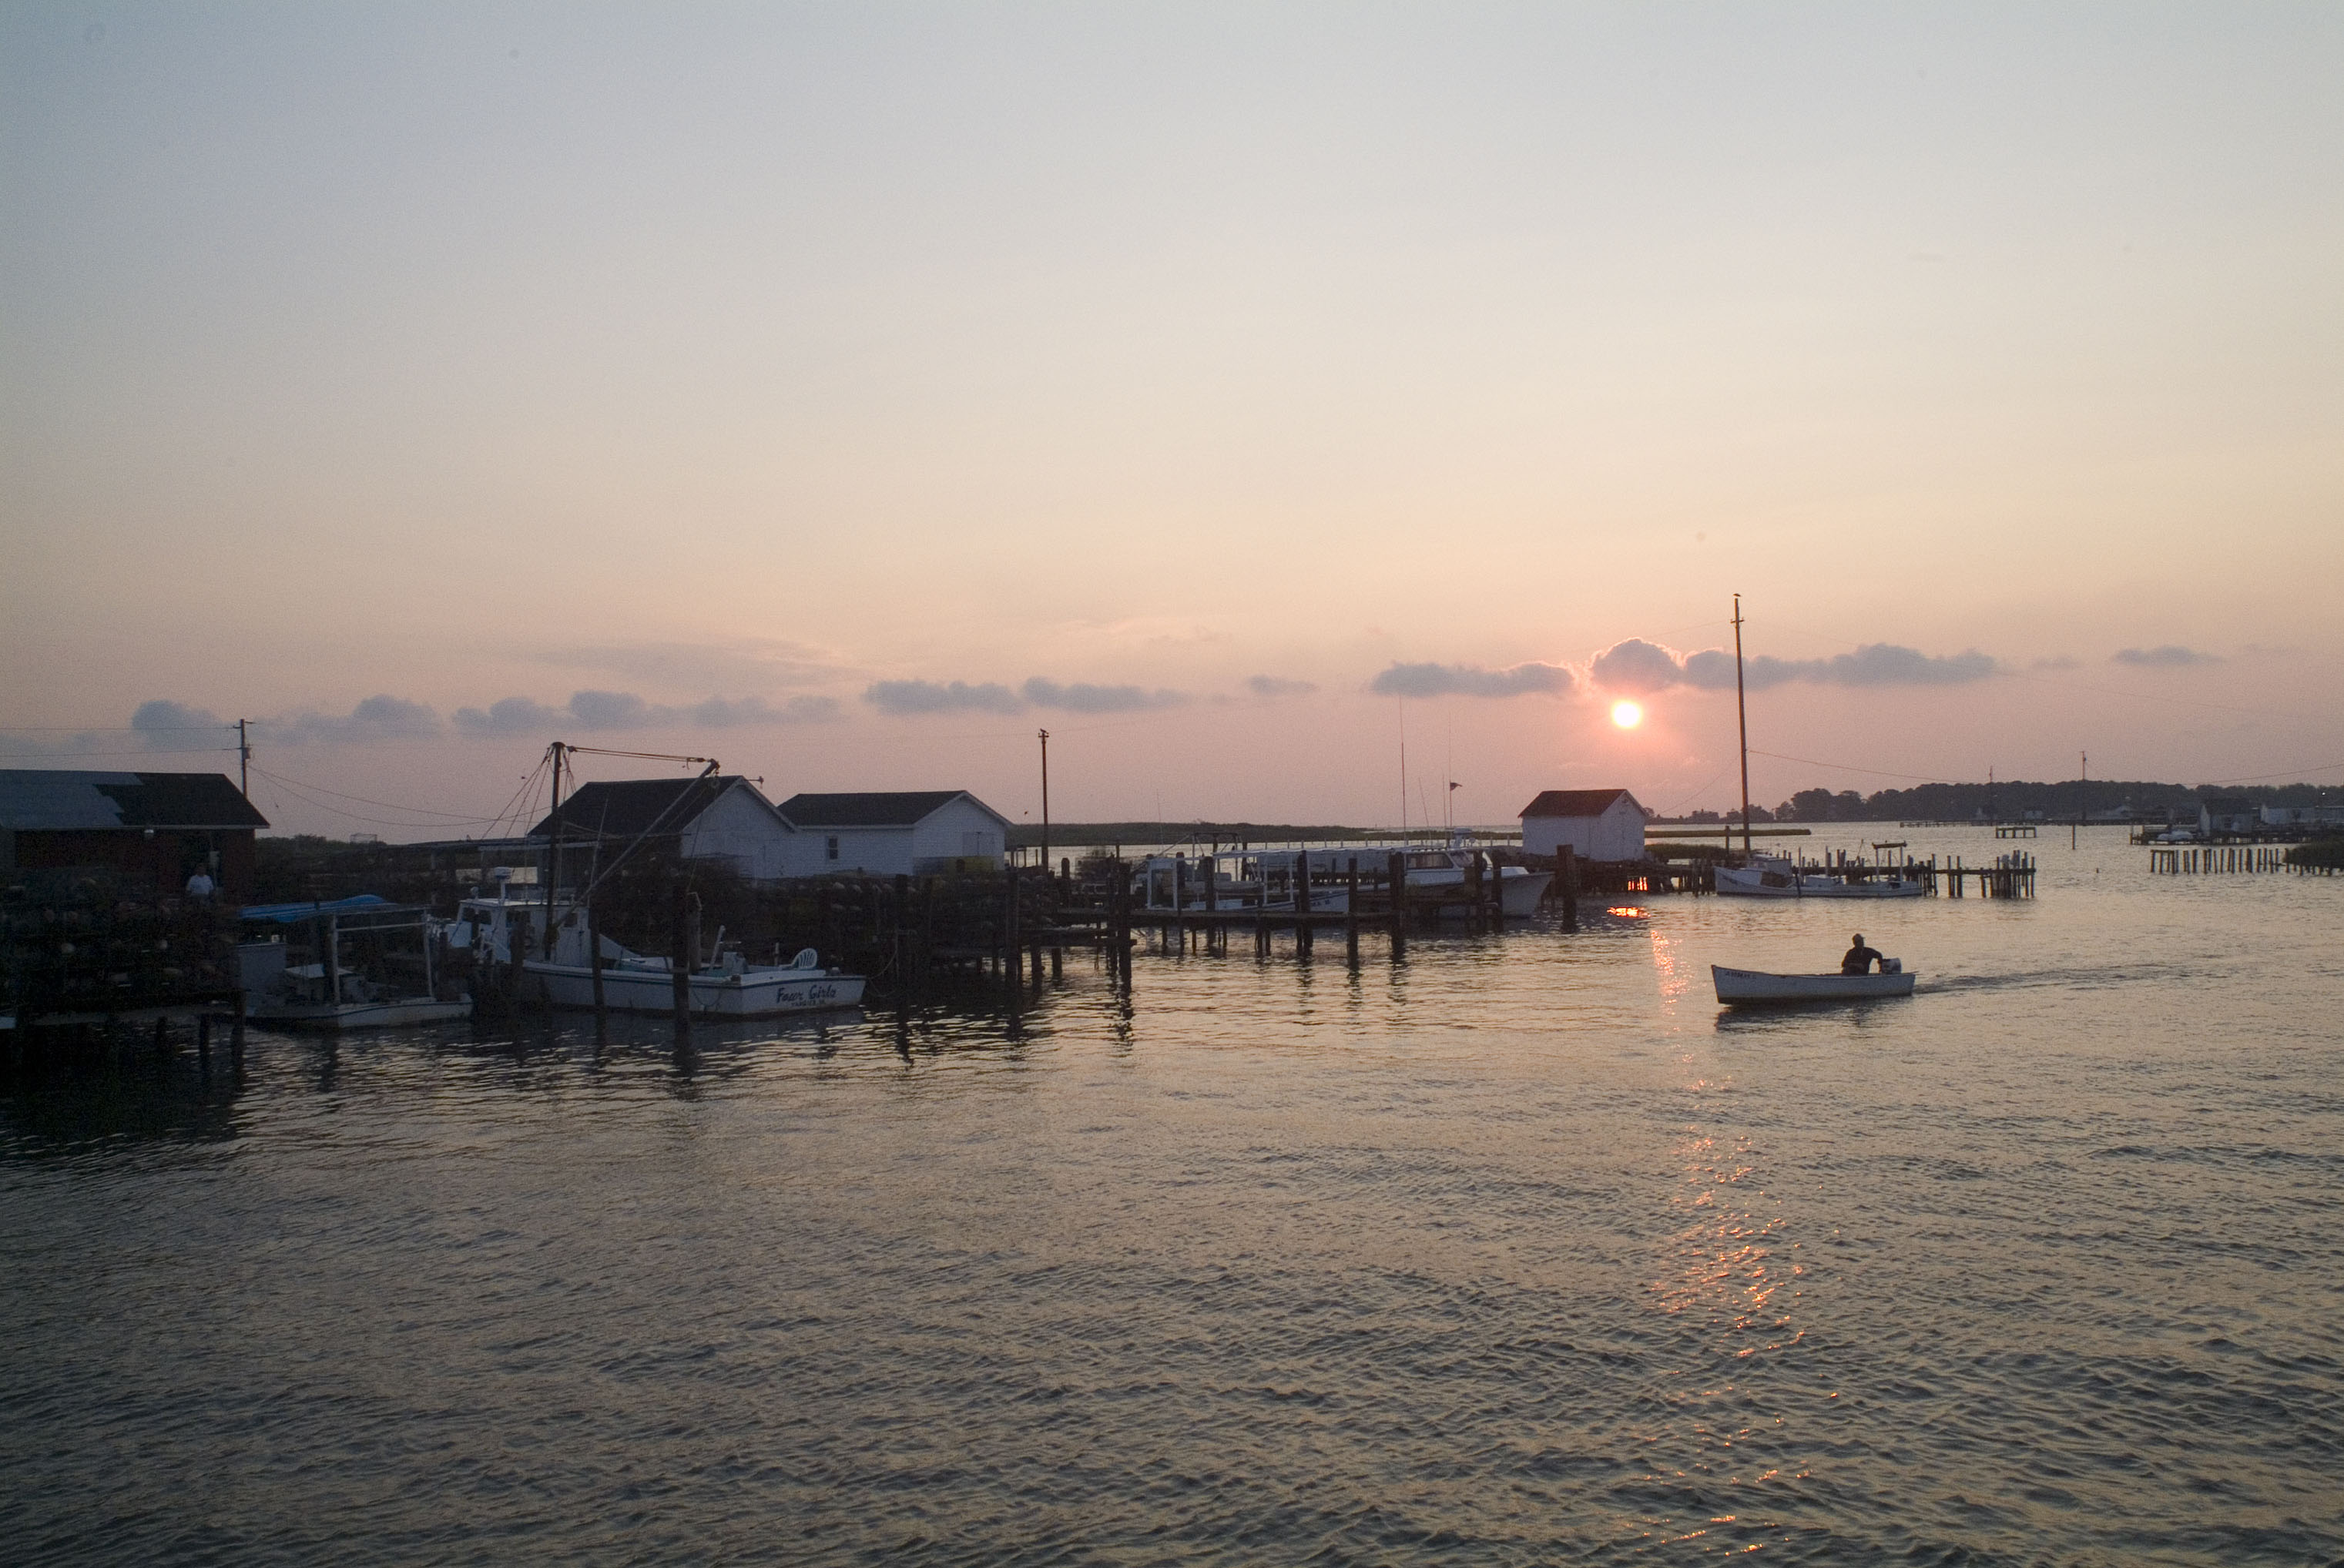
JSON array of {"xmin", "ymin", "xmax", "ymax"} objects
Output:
[{"xmin": 1840, "ymin": 933, "xmax": 1882, "ymax": 975}]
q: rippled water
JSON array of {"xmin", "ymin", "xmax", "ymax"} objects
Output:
[{"xmin": 5, "ymin": 826, "xmax": 2340, "ymax": 1565}]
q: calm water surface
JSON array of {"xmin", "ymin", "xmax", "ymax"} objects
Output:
[{"xmin": 5, "ymin": 827, "xmax": 2340, "ymax": 1565}]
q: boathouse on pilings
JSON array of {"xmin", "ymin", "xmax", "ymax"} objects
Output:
[
  {"xmin": 1519, "ymin": 788, "xmax": 1648, "ymax": 863},
  {"xmin": 2198, "ymin": 796, "xmax": 2261, "ymax": 836},
  {"xmin": 529, "ymin": 775, "xmax": 795, "ymax": 883},
  {"xmin": 0, "ymin": 770, "xmax": 269, "ymax": 903},
  {"xmin": 772, "ymin": 791, "xmax": 1010, "ymax": 879}
]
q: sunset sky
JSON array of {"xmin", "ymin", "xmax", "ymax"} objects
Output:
[{"xmin": 5, "ymin": 2, "xmax": 2339, "ymax": 836}]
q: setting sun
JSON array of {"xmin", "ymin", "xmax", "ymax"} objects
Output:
[{"xmin": 1610, "ymin": 699, "xmax": 1644, "ymax": 729}]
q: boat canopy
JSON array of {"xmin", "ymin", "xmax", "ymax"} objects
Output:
[{"xmin": 240, "ymin": 894, "xmax": 397, "ymax": 923}]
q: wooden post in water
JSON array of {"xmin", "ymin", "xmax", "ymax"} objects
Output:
[
  {"xmin": 1173, "ymin": 855, "xmax": 1188, "ymax": 955},
  {"xmin": 587, "ymin": 900, "xmax": 607, "ymax": 1031},
  {"xmin": 671, "ymin": 884, "xmax": 693, "ymax": 1028},
  {"xmin": 1346, "ymin": 856, "xmax": 1360, "ymax": 965},
  {"xmin": 893, "ymin": 873, "xmax": 910, "ymax": 1017},
  {"xmin": 1002, "ymin": 868, "xmax": 1021, "ymax": 1010},
  {"xmin": 1387, "ymin": 851, "xmax": 1407, "ymax": 958},
  {"xmin": 1294, "ymin": 850, "xmax": 1311, "ymax": 956}
]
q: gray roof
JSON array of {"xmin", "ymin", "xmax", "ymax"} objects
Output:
[
  {"xmin": 1519, "ymin": 788, "xmax": 1636, "ymax": 820},
  {"xmin": 776, "ymin": 790, "xmax": 1007, "ymax": 829},
  {"xmin": 0, "ymin": 771, "xmax": 270, "ymax": 832},
  {"xmin": 527, "ymin": 776, "xmax": 774, "ymax": 840}
]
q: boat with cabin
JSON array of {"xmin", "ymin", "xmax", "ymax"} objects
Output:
[
  {"xmin": 239, "ymin": 895, "xmax": 471, "ymax": 1030},
  {"xmin": 1714, "ymin": 854, "xmax": 1929, "ymax": 900},
  {"xmin": 451, "ymin": 878, "xmax": 866, "ymax": 1019}
]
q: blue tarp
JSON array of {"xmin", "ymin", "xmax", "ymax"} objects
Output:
[{"xmin": 240, "ymin": 894, "xmax": 393, "ymax": 923}]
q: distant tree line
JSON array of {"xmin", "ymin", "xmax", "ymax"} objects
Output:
[{"xmin": 1676, "ymin": 779, "xmax": 2341, "ymax": 825}]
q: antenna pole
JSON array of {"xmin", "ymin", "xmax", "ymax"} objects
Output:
[
  {"xmin": 1732, "ymin": 595, "xmax": 1752, "ymax": 856},
  {"xmin": 236, "ymin": 719, "xmax": 251, "ymax": 799},
  {"xmin": 1038, "ymin": 729, "xmax": 1051, "ymax": 874}
]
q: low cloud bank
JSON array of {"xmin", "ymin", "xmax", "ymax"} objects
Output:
[
  {"xmin": 452, "ymin": 691, "xmax": 840, "ymax": 734},
  {"xmin": 863, "ymin": 677, "xmax": 1188, "ymax": 716},
  {"xmin": 1369, "ymin": 662, "xmax": 1578, "ymax": 699},
  {"xmin": 2112, "ymin": 645, "xmax": 2219, "ymax": 668},
  {"xmin": 1246, "ymin": 675, "xmax": 1317, "ymax": 698},
  {"xmin": 1592, "ymin": 639, "xmax": 1996, "ymax": 692}
]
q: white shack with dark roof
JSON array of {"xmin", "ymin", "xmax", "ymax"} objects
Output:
[
  {"xmin": 530, "ymin": 775, "xmax": 796, "ymax": 882},
  {"xmin": 773, "ymin": 791, "xmax": 1010, "ymax": 878},
  {"xmin": 1518, "ymin": 788, "xmax": 1648, "ymax": 863}
]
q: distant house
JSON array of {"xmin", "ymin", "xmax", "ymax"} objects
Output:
[
  {"xmin": 2198, "ymin": 796, "xmax": 2260, "ymax": 836},
  {"xmin": 1519, "ymin": 788, "xmax": 1648, "ymax": 863},
  {"xmin": 773, "ymin": 791, "xmax": 1009, "ymax": 878},
  {"xmin": 0, "ymin": 770, "xmax": 270, "ymax": 902},
  {"xmin": 529, "ymin": 775, "xmax": 795, "ymax": 882},
  {"xmin": 2258, "ymin": 804, "xmax": 2344, "ymax": 830}
]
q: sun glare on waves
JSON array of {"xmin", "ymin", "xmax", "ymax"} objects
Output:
[{"xmin": 1611, "ymin": 699, "xmax": 1644, "ymax": 729}]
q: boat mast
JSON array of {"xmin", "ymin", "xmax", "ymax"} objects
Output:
[
  {"xmin": 544, "ymin": 742, "xmax": 565, "ymax": 958},
  {"xmin": 1733, "ymin": 594, "xmax": 1752, "ymax": 857}
]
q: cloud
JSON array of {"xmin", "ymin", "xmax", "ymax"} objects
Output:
[
  {"xmin": 264, "ymin": 694, "xmax": 443, "ymax": 744},
  {"xmin": 2030, "ymin": 655, "xmax": 2081, "ymax": 671},
  {"xmin": 1022, "ymin": 678, "xmax": 1187, "ymax": 713},
  {"xmin": 688, "ymin": 695, "xmax": 840, "ymax": 726},
  {"xmin": 1592, "ymin": 640, "xmax": 1997, "ymax": 692},
  {"xmin": 863, "ymin": 679, "xmax": 1024, "ymax": 715},
  {"xmin": 133, "ymin": 699, "xmax": 229, "ymax": 739},
  {"xmin": 453, "ymin": 696, "xmax": 568, "ymax": 736},
  {"xmin": 2113, "ymin": 645, "xmax": 2220, "ymax": 668},
  {"xmin": 1370, "ymin": 662, "xmax": 1578, "ymax": 699},
  {"xmin": 1588, "ymin": 640, "xmax": 1685, "ymax": 694},
  {"xmin": 1246, "ymin": 675, "xmax": 1317, "ymax": 698},
  {"xmin": 453, "ymin": 690, "xmax": 841, "ymax": 735}
]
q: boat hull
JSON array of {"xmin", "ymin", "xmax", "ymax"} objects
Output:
[
  {"xmin": 247, "ymin": 998, "xmax": 472, "ymax": 1031},
  {"xmin": 523, "ymin": 962, "xmax": 866, "ymax": 1017},
  {"xmin": 1712, "ymin": 965, "xmax": 1917, "ymax": 1004},
  {"xmin": 1715, "ymin": 867, "xmax": 1928, "ymax": 899}
]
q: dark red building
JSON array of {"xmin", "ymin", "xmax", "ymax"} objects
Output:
[{"xmin": 0, "ymin": 771, "xmax": 270, "ymax": 903}]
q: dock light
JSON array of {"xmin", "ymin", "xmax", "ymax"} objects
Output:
[{"xmin": 1610, "ymin": 699, "xmax": 1644, "ymax": 729}]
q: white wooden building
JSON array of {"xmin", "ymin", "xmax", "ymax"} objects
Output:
[
  {"xmin": 531, "ymin": 776, "xmax": 797, "ymax": 882},
  {"xmin": 774, "ymin": 791, "xmax": 1010, "ymax": 878},
  {"xmin": 1519, "ymin": 788, "xmax": 1648, "ymax": 863}
]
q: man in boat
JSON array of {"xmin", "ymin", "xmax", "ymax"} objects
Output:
[{"xmin": 1840, "ymin": 933, "xmax": 1883, "ymax": 975}]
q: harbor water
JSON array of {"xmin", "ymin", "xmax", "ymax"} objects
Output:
[{"xmin": 4, "ymin": 826, "xmax": 2339, "ymax": 1564}]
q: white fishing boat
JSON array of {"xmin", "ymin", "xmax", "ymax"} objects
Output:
[
  {"xmin": 240, "ymin": 895, "xmax": 471, "ymax": 1030},
  {"xmin": 453, "ymin": 886, "xmax": 866, "ymax": 1019},
  {"xmin": 1712, "ymin": 963, "xmax": 1916, "ymax": 1004},
  {"xmin": 1398, "ymin": 845, "xmax": 1553, "ymax": 916},
  {"xmin": 1715, "ymin": 856, "xmax": 1930, "ymax": 900}
]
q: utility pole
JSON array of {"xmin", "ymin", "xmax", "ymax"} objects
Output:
[
  {"xmin": 1732, "ymin": 595, "xmax": 1752, "ymax": 856},
  {"xmin": 236, "ymin": 719, "xmax": 252, "ymax": 799},
  {"xmin": 1037, "ymin": 729, "xmax": 1051, "ymax": 875}
]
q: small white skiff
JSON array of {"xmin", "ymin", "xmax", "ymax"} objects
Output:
[{"xmin": 1712, "ymin": 964, "xmax": 1917, "ymax": 1005}]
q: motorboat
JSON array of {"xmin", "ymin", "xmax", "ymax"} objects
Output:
[
  {"xmin": 1712, "ymin": 962, "xmax": 1917, "ymax": 1005},
  {"xmin": 1715, "ymin": 856, "xmax": 1929, "ymax": 900},
  {"xmin": 240, "ymin": 894, "xmax": 471, "ymax": 1030},
  {"xmin": 453, "ymin": 886, "xmax": 865, "ymax": 1019},
  {"xmin": 1398, "ymin": 845, "xmax": 1553, "ymax": 916}
]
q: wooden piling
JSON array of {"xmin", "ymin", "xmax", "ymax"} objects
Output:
[
  {"xmin": 1345, "ymin": 856, "xmax": 1360, "ymax": 965},
  {"xmin": 1387, "ymin": 851, "xmax": 1407, "ymax": 958},
  {"xmin": 671, "ymin": 884, "xmax": 692, "ymax": 1028},
  {"xmin": 587, "ymin": 900, "xmax": 608, "ymax": 1030}
]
